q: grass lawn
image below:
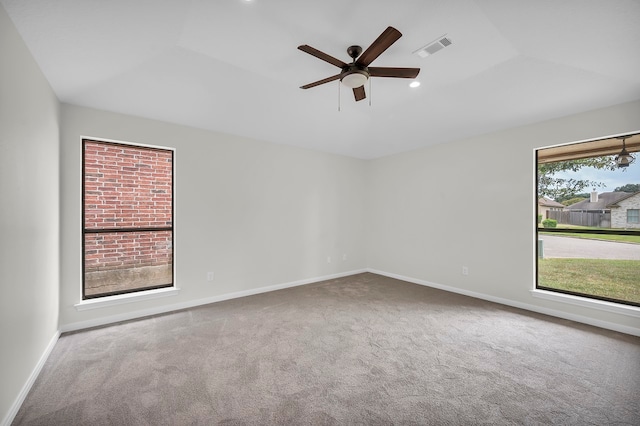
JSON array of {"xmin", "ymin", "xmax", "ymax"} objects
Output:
[
  {"xmin": 541, "ymin": 224, "xmax": 599, "ymax": 230},
  {"xmin": 538, "ymin": 258, "xmax": 640, "ymax": 304}
]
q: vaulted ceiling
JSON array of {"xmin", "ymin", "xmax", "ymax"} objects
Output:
[{"xmin": 3, "ymin": 0, "xmax": 640, "ymax": 158}]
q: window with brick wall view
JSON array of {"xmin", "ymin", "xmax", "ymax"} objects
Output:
[{"xmin": 83, "ymin": 139, "xmax": 173, "ymax": 299}]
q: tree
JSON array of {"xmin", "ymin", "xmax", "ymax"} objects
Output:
[
  {"xmin": 537, "ymin": 157, "xmax": 618, "ymax": 200},
  {"xmin": 561, "ymin": 197, "xmax": 587, "ymax": 206},
  {"xmin": 555, "ymin": 192, "xmax": 589, "ymax": 204},
  {"xmin": 614, "ymin": 183, "xmax": 640, "ymax": 193}
]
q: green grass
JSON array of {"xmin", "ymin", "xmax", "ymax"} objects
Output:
[
  {"xmin": 538, "ymin": 258, "xmax": 640, "ymax": 304},
  {"xmin": 538, "ymin": 224, "xmax": 600, "ymax": 230}
]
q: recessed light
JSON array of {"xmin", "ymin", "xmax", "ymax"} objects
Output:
[{"xmin": 409, "ymin": 81, "xmax": 421, "ymax": 88}]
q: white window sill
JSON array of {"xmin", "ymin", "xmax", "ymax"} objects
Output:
[
  {"xmin": 531, "ymin": 289, "xmax": 640, "ymax": 318},
  {"xmin": 74, "ymin": 287, "xmax": 180, "ymax": 311}
]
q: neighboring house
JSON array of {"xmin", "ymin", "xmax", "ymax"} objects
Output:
[
  {"xmin": 564, "ymin": 191, "xmax": 640, "ymax": 228},
  {"xmin": 609, "ymin": 191, "xmax": 640, "ymax": 229},
  {"xmin": 538, "ymin": 197, "xmax": 565, "ymax": 220}
]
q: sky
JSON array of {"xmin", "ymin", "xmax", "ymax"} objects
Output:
[{"xmin": 553, "ymin": 161, "xmax": 640, "ymax": 194}]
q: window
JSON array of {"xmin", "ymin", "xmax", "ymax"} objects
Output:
[
  {"xmin": 536, "ymin": 133, "xmax": 640, "ymax": 307},
  {"xmin": 83, "ymin": 139, "xmax": 174, "ymax": 299}
]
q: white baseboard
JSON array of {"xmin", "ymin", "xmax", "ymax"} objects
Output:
[
  {"xmin": 2, "ymin": 330, "xmax": 60, "ymax": 426},
  {"xmin": 60, "ymin": 269, "xmax": 368, "ymax": 333},
  {"xmin": 61, "ymin": 267, "xmax": 640, "ymax": 336},
  {"xmin": 6, "ymin": 268, "xmax": 637, "ymax": 426},
  {"xmin": 368, "ymin": 268, "xmax": 640, "ymax": 337}
]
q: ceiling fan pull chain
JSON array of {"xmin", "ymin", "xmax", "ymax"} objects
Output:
[
  {"xmin": 369, "ymin": 78, "xmax": 372, "ymax": 106},
  {"xmin": 338, "ymin": 80, "xmax": 341, "ymax": 112}
]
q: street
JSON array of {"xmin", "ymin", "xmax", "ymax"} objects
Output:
[{"xmin": 538, "ymin": 234, "xmax": 640, "ymax": 260}]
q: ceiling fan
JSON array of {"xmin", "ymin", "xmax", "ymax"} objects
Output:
[{"xmin": 298, "ymin": 26, "xmax": 420, "ymax": 102}]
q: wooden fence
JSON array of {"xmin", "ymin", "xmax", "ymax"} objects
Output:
[{"xmin": 548, "ymin": 210, "xmax": 611, "ymax": 228}]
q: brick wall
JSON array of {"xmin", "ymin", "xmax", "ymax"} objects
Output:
[
  {"xmin": 611, "ymin": 193, "xmax": 640, "ymax": 229},
  {"xmin": 84, "ymin": 231, "xmax": 172, "ymax": 271},
  {"xmin": 84, "ymin": 141, "xmax": 172, "ymax": 229},
  {"xmin": 83, "ymin": 140, "xmax": 172, "ymax": 279}
]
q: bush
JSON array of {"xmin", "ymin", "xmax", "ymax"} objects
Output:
[
  {"xmin": 542, "ymin": 219, "xmax": 557, "ymax": 228},
  {"xmin": 538, "ymin": 214, "xmax": 542, "ymax": 224}
]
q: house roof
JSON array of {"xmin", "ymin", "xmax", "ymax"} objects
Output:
[
  {"xmin": 565, "ymin": 192, "xmax": 637, "ymax": 210},
  {"xmin": 1, "ymin": 0, "xmax": 640, "ymax": 159},
  {"xmin": 538, "ymin": 198, "xmax": 565, "ymax": 208},
  {"xmin": 607, "ymin": 191, "xmax": 640, "ymax": 207}
]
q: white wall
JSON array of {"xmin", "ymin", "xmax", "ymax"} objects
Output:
[
  {"xmin": 59, "ymin": 104, "xmax": 367, "ymax": 328},
  {"xmin": 0, "ymin": 4, "xmax": 60, "ymax": 424},
  {"xmin": 2, "ymin": 0, "xmax": 638, "ymax": 418},
  {"xmin": 367, "ymin": 100, "xmax": 640, "ymax": 335}
]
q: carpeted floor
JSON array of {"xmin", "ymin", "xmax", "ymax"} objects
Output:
[{"xmin": 13, "ymin": 273, "xmax": 640, "ymax": 425}]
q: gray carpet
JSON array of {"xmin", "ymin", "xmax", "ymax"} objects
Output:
[{"xmin": 13, "ymin": 273, "xmax": 640, "ymax": 425}]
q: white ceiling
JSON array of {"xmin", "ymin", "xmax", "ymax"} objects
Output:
[{"xmin": 3, "ymin": 0, "xmax": 640, "ymax": 159}]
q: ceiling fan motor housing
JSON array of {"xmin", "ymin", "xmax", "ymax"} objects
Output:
[
  {"xmin": 340, "ymin": 45, "xmax": 369, "ymax": 88},
  {"xmin": 341, "ymin": 65, "xmax": 369, "ymax": 88},
  {"xmin": 347, "ymin": 45, "xmax": 363, "ymax": 59}
]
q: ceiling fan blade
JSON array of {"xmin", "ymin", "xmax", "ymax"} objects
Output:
[
  {"xmin": 353, "ymin": 86, "xmax": 366, "ymax": 102},
  {"xmin": 356, "ymin": 26, "xmax": 402, "ymax": 66},
  {"xmin": 300, "ymin": 74, "xmax": 341, "ymax": 89},
  {"xmin": 369, "ymin": 67, "xmax": 420, "ymax": 78},
  {"xmin": 298, "ymin": 45, "xmax": 347, "ymax": 68}
]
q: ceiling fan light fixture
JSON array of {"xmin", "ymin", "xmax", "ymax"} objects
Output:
[
  {"xmin": 341, "ymin": 70, "xmax": 368, "ymax": 88},
  {"xmin": 409, "ymin": 81, "xmax": 421, "ymax": 88},
  {"xmin": 298, "ymin": 26, "xmax": 420, "ymax": 102},
  {"xmin": 615, "ymin": 137, "xmax": 636, "ymax": 168}
]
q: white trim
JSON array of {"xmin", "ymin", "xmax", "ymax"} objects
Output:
[
  {"xmin": 8, "ymin": 268, "xmax": 637, "ymax": 426},
  {"xmin": 534, "ymin": 129, "xmax": 640, "ymax": 150},
  {"xmin": 74, "ymin": 286, "xmax": 181, "ymax": 311},
  {"xmin": 368, "ymin": 268, "xmax": 640, "ymax": 337},
  {"xmin": 65, "ymin": 268, "xmax": 640, "ymax": 336},
  {"xmin": 61, "ymin": 269, "xmax": 367, "ymax": 333},
  {"xmin": 530, "ymin": 289, "xmax": 640, "ymax": 317},
  {"xmin": 80, "ymin": 134, "xmax": 176, "ymax": 152},
  {"xmin": 2, "ymin": 330, "xmax": 60, "ymax": 426}
]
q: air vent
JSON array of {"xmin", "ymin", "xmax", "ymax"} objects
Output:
[{"xmin": 414, "ymin": 35, "xmax": 452, "ymax": 58}]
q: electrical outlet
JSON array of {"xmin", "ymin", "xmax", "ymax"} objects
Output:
[
  {"xmin": 207, "ymin": 272, "xmax": 215, "ymax": 281},
  {"xmin": 462, "ymin": 266, "xmax": 469, "ymax": 276}
]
